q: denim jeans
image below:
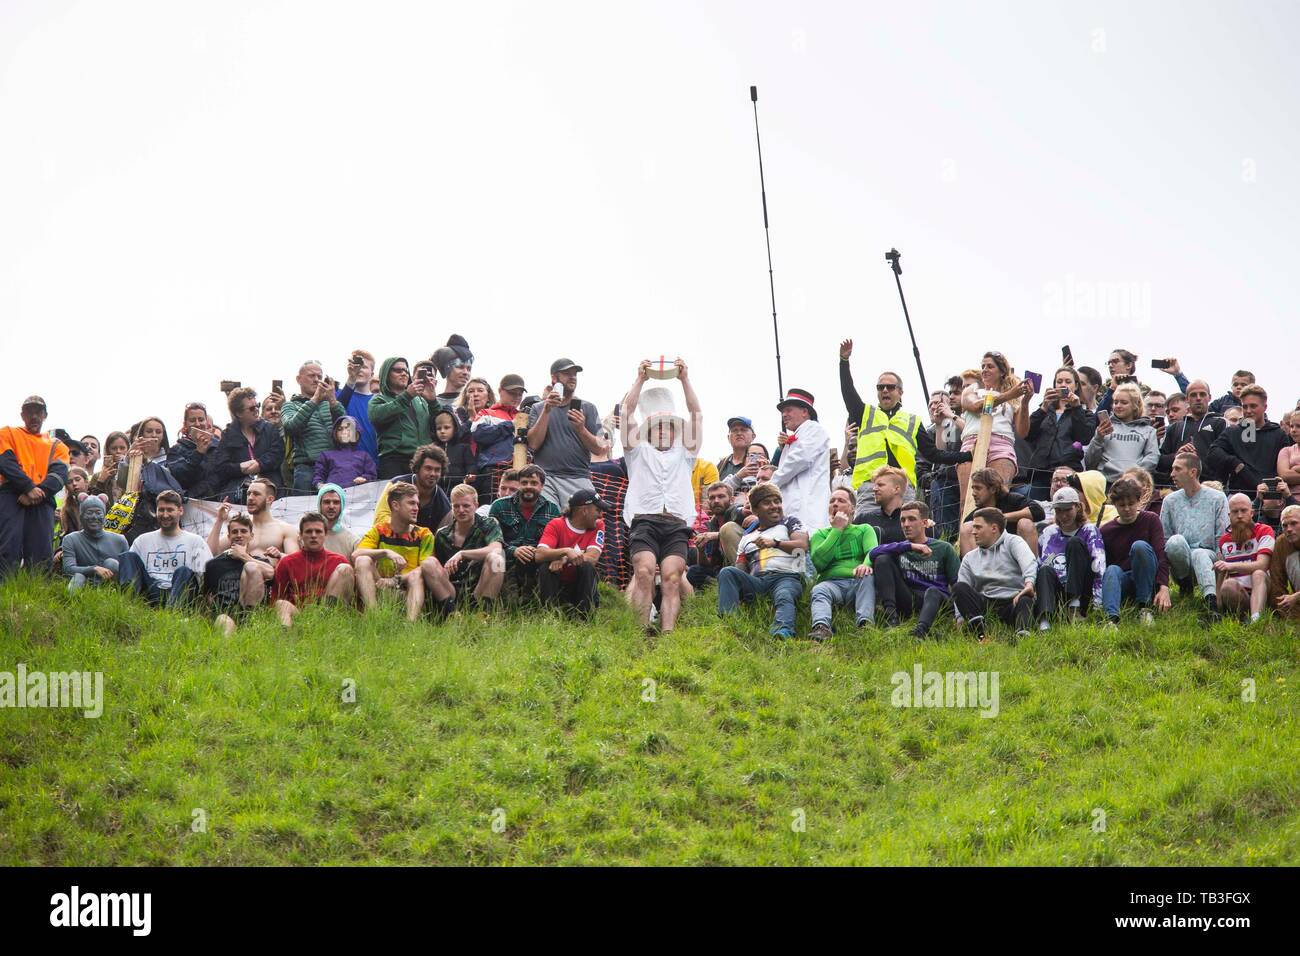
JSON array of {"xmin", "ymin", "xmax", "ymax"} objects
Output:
[
  {"xmin": 1164, "ymin": 534, "xmax": 1216, "ymax": 597},
  {"xmin": 118, "ymin": 552, "xmax": 199, "ymax": 607},
  {"xmin": 1101, "ymin": 539, "xmax": 1156, "ymax": 618},
  {"xmin": 718, "ymin": 567, "xmax": 804, "ymax": 637},
  {"xmin": 292, "ymin": 463, "xmax": 317, "ymax": 496},
  {"xmin": 809, "ymin": 576, "xmax": 876, "ymax": 628}
]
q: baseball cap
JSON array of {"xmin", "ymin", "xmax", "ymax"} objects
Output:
[
  {"xmin": 1051, "ymin": 487, "xmax": 1081, "ymax": 506},
  {"xmin": 499, "ymin": 373, "xmax": 526, "ymax": 392},
  {"xmin": 727, "ymin": 416, "xmax": 754, "ymax": 430},
  {"xmin": 550, "ymin": 358, "xmax": 583, "ymax": 375},
  {"xmin": 21, "ymin": 395, "xmax": 47, "ymax": 410},
  {"xmin": 568, "ymin": 488, "xmax": 606, "ymax": 511}
]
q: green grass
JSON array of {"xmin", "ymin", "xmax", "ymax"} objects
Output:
[{"xmin": 1, "ymin": 573, "xmax": 1297, "ymax": 865}]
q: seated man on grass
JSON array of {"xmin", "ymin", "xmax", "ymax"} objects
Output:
[
  {"xmin": 959, "ymin": 467, "xmax": 1043, "ymax": 557},
  {"xmin": 60, "ymin": 495, "xmax": 128, "ymax": 592},
  {"xmin": 353, "ymin": 481, "xmax": 438, "ymax": 622},
  {"xmin": 869, "ymin": 500, "xmax": 960, "ymax": 638},
  {"xmin": 1214, "ymin": 492, "xmax": 1273, "ymax": 624},
  {"xmin": 534, "ymin": 488, "xmax": 606, "ymax": 617},
  {"xmin": 206, "ymin": 478, "xmax": 299, "ymax": 616},
  {"xmin": 201, "ymin": 513, "xmax": 272, "ymax": 635},
  {"xmin": 808, "ymin": 486, "xmax": 878, "ymax": 643},
  {"xmin": 1270, "ymin": 504, "xmax": 1300, "ymax": 619},
  {"xmin": 952, "ymin": 508, "xmax": 1037, "ymax": 641},
  {"xmin": 272, "ymin": 512, "xmax": 355, "ymax": 627},
  {"xmin": 1160, "ymin": 451, "xmax": 1228, "ymax": 618},
  {"xmin": 429, "ymin": 484, "xmax": 506, "ymax": 613},
  {"xmin": 489, "ymin": 464, "xmax": 561, "ymax": 602},
  {"xmin": 717, "ymin": 483, "xmax": 809, "ymax": 639},
  {"xmin": 118, "ymin": 490, "xmax": 211, "ymax": 607}
]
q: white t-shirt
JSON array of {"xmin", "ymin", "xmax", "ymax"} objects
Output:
[
  {"xmin": 623, "ymin": 440, "xmax": 697, "ymax": 526},
  {"xmin": 130, "ymin": 530, "xmax": 212, "ymax": 588},
  {"xmin": 962, "ymin": 386, "xmax": 1017, "ymax": 442}
]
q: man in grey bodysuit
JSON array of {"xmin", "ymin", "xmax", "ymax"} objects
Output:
[{"xmin": 61, "ymin": 495, "xmax": 129, "ymax": 591}]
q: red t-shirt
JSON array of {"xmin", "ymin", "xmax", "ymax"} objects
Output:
[
  {"xmin": 273, "ymin": 548, "xmax": 349, "ymax": 605},
  {"xmin": 1217, "ymin": 523, "xmax": 1274, "ymax": 584},
  {"xmin": 538, "ymin": 517, "xmax": 604, "ymax": 581}
]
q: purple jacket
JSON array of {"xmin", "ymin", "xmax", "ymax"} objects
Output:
[
  {"xmin": 1038, "ymin": 522, "xmax": 1106, "ymax": 604},
  {"xmin": 313, "ymin": 448, "xmax": 377, "ymax": 489}
]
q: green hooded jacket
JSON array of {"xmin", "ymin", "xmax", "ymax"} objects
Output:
[
  {"xmin": 367, "ymin": 356, "xmax": 431, "ymax": 460},
  {"xmin": 280, "ymin": 389, "xmax": 346, "ymax": 468}
]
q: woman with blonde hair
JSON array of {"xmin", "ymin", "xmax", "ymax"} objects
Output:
[
  {"xmin": 455, "ymin": 377, "xmax": 497, "ymax": 438},
  {"xmin": 1084, "ymin": 381, "xmax": 1159, "ymax": 484},
  {"xmin": 958, "ymin": 351, "xmax": 1032, "ymax": 505}
]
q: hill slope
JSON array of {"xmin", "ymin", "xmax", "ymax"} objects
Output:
[{"xmin": 1, "ymin": 576, "xmax": 1297, "ymax": 865}]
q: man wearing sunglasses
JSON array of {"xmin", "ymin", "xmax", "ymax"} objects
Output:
[{"xmin": 838, "ymin": 339, "xmax": 971, "ymax": 519}]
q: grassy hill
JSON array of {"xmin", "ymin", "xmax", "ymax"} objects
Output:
[{"xmin": 1, "ymin": 574, "xmax": 1297, "ymax": 865}]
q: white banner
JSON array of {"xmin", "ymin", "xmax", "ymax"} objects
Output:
[{"xmin": 180, "ymin": 480, "xmax": 387, "ymax": 541}]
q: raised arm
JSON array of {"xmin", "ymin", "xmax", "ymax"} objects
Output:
[
  {"xmin": 676, "ymin": 358, "xmax": 703, "ymax": 455},
  {"xmin": 620, "ymin": 360, "xmax": 651, "ymax": 451}
]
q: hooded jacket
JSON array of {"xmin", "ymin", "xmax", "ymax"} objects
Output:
[
  {"xmin": 316, "ymin": 482, "xmax": 359, "ymax": 556},
  {"xmin": 1084, "ymin": 415, "xmax": 1159, "ymax": 482},
  {"xmin": 1025, "ymin": 403, "xmax": 1096, "ymax": 472},
  {"xmin": 1211, "ymin": 418, "xmax": 1293, "ymax": 491},
  {"xmin": 1077, "ymin": 470, "xmax": 1117, "ymax": 527},
  {"xmin": 367, "ymin": 357, "xmax": 432, "ymax": 460},
  {"xmin": 470, "ymin": 402, "xmax": 521, "ymax": 470},
  {"xmin": 336, "ymin": 384, "xmax": 379, "ymax": 465},
  {"xmin": 281, "ymin": 390, "xmax": 346, "ymax": 468}
]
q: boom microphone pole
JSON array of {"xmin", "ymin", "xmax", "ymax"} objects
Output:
[
  {"xmin": 749, "ymin": 85, "xmax": 784, "ymax": 403},
  {"xmin": 885, "ymin": 248, "xmax": 930, "ymax": 401}
]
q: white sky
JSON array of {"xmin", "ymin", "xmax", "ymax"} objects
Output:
[{"xmin": 3, "ymin": 1, "xmax": 1298, "ymax": 460}]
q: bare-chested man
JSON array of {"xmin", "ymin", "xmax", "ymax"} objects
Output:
[{"xmin": 207, "ymin": 477, "xmax": 299, "ymax": 611}]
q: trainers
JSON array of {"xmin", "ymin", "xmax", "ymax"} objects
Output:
[
  {"xmin": 1038, "ymin": 618, "xmax": 1051, "ymax": 632},
  {"xmin": 1139, "ymin": 608, "xmax": 1154, "ymax": 627},
  {"xmin": 1102, "ymin": 618, "xmax": 1119, "ymax": 632},
  {"xmin": 809, "ymin": 622, "xmax": 833, "ymax": 642},
  {"xmin": 881, "ymin": 607, "xmax": 900, "ymax": 628},
  {"xmin": 1015, "ymin": 628, "xmax": 1031, "ymax": 639},
  {"xmin": 912, "ymin": 624, "xmax": 930, "ymax": 639}
]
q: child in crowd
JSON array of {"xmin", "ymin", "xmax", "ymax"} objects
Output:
[
  {"xmin": 312, "ymin": 417, "xmax": 377, "ymax": 489},
  {"xmin": 432, "ymin": 408, "xmax": 475, "ymax": 493}
]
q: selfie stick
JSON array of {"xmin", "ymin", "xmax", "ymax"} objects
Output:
[
  {"xmin": 750, "ymin": 86, "xmax": 785, "ymax": 402},
  {"xmin": 885, "ymin": 249, "xmax": 930, "ymax": 402}
]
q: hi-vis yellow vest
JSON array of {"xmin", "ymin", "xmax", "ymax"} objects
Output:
[{"xmin": 852, "ymin": 405, "xmax": 920, "ymax": 489}]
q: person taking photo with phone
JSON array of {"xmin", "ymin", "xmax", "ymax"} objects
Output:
[
  {"xmin": 1084, "ymin": 382, "xmax": 1159, "ymax": 484},
  {"xmin": 368, "ymin": 357, "xmax": 437, "ymax": 479},
  {"xmin": 527, "ymin": 357, "xmax": 607, "ymax": 509},
  {"xmin": 1022, "ymin": 366, "xmax": 1097, "ymax": 502}
]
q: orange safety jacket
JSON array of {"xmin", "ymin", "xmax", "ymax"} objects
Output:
[{"xmin": 0, "ymin": 426, "xmax": 70, "ymax": 499}]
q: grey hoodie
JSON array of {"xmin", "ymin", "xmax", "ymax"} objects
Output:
[
  {"xmin": 1084, "ymin": 415, "xmax": 1159, "ymax": 482},
  {"xmin": 957, "ymin": 531, "xmax": 1037, "ymax": 599}
]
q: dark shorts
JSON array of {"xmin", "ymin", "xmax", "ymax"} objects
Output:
[{"xmin": 628, "ymin": 514, "xmax": 692, "ymax": 563}]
